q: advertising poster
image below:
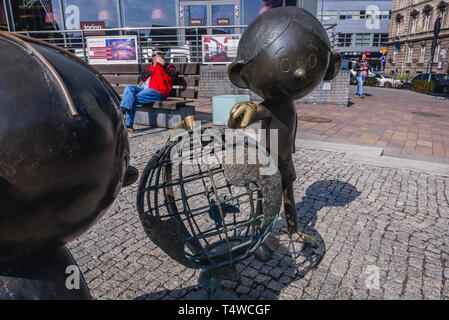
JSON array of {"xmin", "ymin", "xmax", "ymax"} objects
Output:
[
  {"xmin": 87, "ymin": 36, "xmax": 138, "ymax": 65},
  {"xmin": 202, "ymin": 35, "xmax": 241, "ymax": 64}
]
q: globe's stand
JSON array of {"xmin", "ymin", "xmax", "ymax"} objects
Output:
[
  {"xmin": 0, "ymin": 246, "xmax": 91, "ymax": 300},
  {"xmin": 137, "ymin": 128, "xmax": 283, "ymax": 300},
  {"xmin": 185, "ymin": 265, "xmax": 239, "ymax": 300}
]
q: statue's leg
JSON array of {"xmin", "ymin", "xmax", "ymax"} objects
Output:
[
  {"xmin": 253, "ymin": 191, "xmax": 274, "ymax": 261},
  {"xmin": 283, "ymin": 182, "xmax": 318, "ymax": 248}
]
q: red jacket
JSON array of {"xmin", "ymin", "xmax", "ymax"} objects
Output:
[{"xmin": 140, "ymin": 62, "xmax": 179, "ymax": 98}]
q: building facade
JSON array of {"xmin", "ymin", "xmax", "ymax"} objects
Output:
[
  {"xmin": 0, "ymin": 0, "xmax": 317, "ymax": 33},
  {"xmin": 385, "ymin": 0, "xmax": 449, "ymax": 77},
  {"xmin": 317, "ymin": 0, "xmax": 392, "ymax": 71}
]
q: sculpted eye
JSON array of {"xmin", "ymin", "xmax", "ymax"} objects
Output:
[
  {"xmin": 308, "ymin": 53, "xmax": 317, "ymax": 68},
  {"xmin": 280, "ymin": 58, "xmax": 291, "ymax": 72}
]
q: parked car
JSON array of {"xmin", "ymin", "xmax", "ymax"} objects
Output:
[
  {"xmin": 411, "ymin": 73, "xmax": 449, "ymax": 94},
  {"xmin": 371, "ymin": 72, "xmax": 403, "ymax": 88}
]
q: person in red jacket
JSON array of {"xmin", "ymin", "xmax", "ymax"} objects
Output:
[{"xmin": 120, "ymin": 51, "xmax": 179, "ymax": 132}]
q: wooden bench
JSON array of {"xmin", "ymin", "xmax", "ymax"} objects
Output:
[{"xmin": 92, "ymin": 63, "xmax": 199, "ymax": 128}]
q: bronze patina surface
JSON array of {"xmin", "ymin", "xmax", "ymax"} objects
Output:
[
  {"xmin": 227, "ymin": 7, "xmax": 342, "ymax": 249},
  {"xmin": 137, "ymin": 128, "xmax": 282, "ymax": 270},
  {"xmin": 0, "ymin": 32, "xmax": 137, "ymax": 299}
]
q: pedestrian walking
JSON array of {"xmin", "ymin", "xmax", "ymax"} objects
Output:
[{"xmin": 354, "ymin": 53, "xmax": 369, "ymax": 98}]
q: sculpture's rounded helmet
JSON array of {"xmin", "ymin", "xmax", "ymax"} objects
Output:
[
  {"xmin": 0, "ymin": 33, "xmax": 130, "ymax": 262},
  {"xmin": 228, "ymin": 7, "xmax": 336, "ymax": 101}
]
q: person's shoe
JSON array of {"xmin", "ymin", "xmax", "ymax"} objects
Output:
[
  {"xmin": 360, "ymin": 94, "xmax": 365, "ymax": 99},
  {"xmin": 290, "ymin": 232, "xmax": 318, "ymax": 248},
  {"xmin": 127, "ymin": 126, "xmax": 135, "ymax": 133}
]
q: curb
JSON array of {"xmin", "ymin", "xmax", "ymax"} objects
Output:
[{"xmin": 296, "ymin": 139, "xmax": 449, "ymax": 177}]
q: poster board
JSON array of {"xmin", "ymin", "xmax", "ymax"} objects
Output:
[
  {"xmin": 202, "ymin": 34, "xmax": 241, "ymax": 64},
  {"xmin": 87, "ymin": 35, "xmax": 138, "ymax": 65}
]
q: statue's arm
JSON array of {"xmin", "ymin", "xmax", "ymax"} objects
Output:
[{"xmin": 227, "ymin": 101, "xmax": 271, "ymax": 129}]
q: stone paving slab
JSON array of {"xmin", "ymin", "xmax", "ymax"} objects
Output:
[
  {"xmin": 193, "ymin": 86, "xmax": 449, "ymax": 159},
  {"xmin": 68, "ymin": 126, "xmax": 449, "ymax": 300}
]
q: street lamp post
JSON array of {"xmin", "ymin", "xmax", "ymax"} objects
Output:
[{"xmin": 428, "ymin": 17, "xmax": 441, "ymax": 83}]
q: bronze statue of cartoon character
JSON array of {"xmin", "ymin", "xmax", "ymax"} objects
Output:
[{"xmin": 227, "ymin": 7, "xmax": 341, "ymax": 255}]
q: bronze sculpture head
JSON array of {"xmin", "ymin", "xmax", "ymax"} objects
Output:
[{"xmin": 228, "ymin": 7, "xmax": 341, "ymax": 101}]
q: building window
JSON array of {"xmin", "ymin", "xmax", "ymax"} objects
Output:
[
  {"xmin": 7, "ymin": 0, "xmax": 64, "ymax": 32},
  {"xmin": 396, "ymin": 21, "xmax": 401, "ymax": 36},
  {"xmin": 419, "ymin": 45, "xmax": 426, "ymax": 63},
  {"xmin": 0, "ymin": 1, "xmax": 8, "ymax": 31},
  {"xmin": 424, "ymin": 13, "xmax": 431, "ymax": 31},
  {"xmin": 243, "ymin": 0, "xmax": 297, "ymax": 25},
  {"xmin": 393, "ymin": 51, "xmax": 398, "ymax": 64},
  {"xmin": 434, "ymin": 44, "xmax": 440, "ymax": 63},
  {"xmin": 373, "ymin": 33, "xmax": 389, "ymax": 47},
  {"xmin": 407, "ymin": 45, "xmax": 413, "ymax": 63},
  {"xmin": 317, "ymin": 10, "xmax": 337, "ymax": 22},
  {"xmin": 120, "ymin": 0, "xmax": 176, "ymax": 28},
  {"xmin": 355, "ymin": 33, "xmax": 370, "ymax": 47},
  {"xmin": 62, "ymin": 0, "xmax": 119, "ymax": 29},
  {"xmin": 339, "ymin": 10, "xmax": 360, "ymax": 20},
  {"xmin": 338, "ymin": 33, "xmax": 352, "ymax": 47},
  {"xmin": 411, "ymin": 17, "xmax": 417, "ymax": 33}
]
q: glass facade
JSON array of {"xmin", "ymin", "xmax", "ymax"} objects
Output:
[
  {"xmin": 4, "ymin": 0, "xmax": 308, "ymax": 32},
  {"xmin": 1, "ymin": 1, "xmax": 8, "ymax": 31},
  {"xmin": 6, "ymin": 0, "xmax": 64, "ymax": 32},
  {"xmin": 121, "ymin": 0, "xmax": 177, "ymax": 28},
  {"xmin": 242, "ymin": 0, "xmax": 298, "ymax": 25},
  {"xmin": 62, "ymin": 0, "xmax": 119, "ymax": 29}
]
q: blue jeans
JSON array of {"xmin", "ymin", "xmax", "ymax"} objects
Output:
[
  {"xmin": 355, "ymin": 75, "xmax": 365, "ymax": 96},
  {"xmin": 120, "ymin": 86, "xmax": 165, "ymax": 127}
]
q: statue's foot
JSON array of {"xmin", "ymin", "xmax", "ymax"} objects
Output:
[
  {"xmin": 290, "ymin": 232, "xmax": 318, "ymax": 248},
  {"xmin": 254, "ymin": 243, "xmax": 273, "ymax": 262}
]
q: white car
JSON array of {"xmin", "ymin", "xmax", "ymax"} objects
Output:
[{"xmin": 372, "ymin": 73, "xmax": 403, "ymax": 88}]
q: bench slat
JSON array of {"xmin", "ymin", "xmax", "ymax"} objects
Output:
[
  {"xmin": 92, "ymin": 64, "xmax": 140, "ymax": 74},
  {"xmin": 173, "ymin": 77, "xmax": 198, "ymax": 87},
  {"xmin": 103, "ymin": 75, "xmax": 140, "ymax": 85},
  {"xmin": 140, "ymin": 63, "xmax": 199, "ymax": 75},
  {"xmin": 169, "ymin": 88, "xmax": 196, "ymax": 99}
]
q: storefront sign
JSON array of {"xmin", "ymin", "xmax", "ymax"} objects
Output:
[
  {"xmin": 202, "ymin": 34, "xmax": 241, "ymax": 64},
  {"xmin": 216, "ymin": 18, "xmax": 230, "ymax": 25},
  {"xmin": 81, "ymin": 21, "xmax": 105, "ymax": 35},
  {"xmin": 189, "ymin": 18, "xmax": 203, "ymax": 26},
  {"xmin": 87, "ymin": 36, "xmax": 138, "ymax": 65},
  {"xmin": 438, "ymin": 49, "xmax": 447, "ymax": 70}
]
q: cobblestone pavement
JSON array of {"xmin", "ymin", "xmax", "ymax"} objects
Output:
[{"xmin": 68, "ymin": 126, "xmax": 449, "ymax": 300}]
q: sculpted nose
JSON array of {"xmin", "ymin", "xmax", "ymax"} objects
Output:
[{"xmin": 294, "ymin": 67, "xmax": 307, "ymax": 80}]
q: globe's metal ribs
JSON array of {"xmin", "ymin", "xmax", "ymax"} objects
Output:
[{"xmin": 137, "ymin": 128, "xmax": 282, "ymax": 270}]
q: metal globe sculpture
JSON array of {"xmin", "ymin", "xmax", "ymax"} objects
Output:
[{"xmin": 137, "ymin": 128, "xmax": 282, "ymax": 297}]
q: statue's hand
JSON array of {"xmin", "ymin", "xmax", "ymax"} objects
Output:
[{"xmin": 227, "ymin": 101, "xmax": 258, "ymax": 129}]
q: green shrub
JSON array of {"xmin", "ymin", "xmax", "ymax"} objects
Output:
[
  {"xmin": 411, "ymin": 80, "xmax": 435, "ymax": 94},
  {"xmin": 365, "ymin": 77, "xmax": 380, "ymax": 87}
]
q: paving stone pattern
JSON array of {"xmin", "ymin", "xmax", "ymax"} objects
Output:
[{"xmin": 68, "ymin": 127, "xmax": 449, "ymax": 300}]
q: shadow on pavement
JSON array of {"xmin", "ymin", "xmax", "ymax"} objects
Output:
[{"xmin": 134, "ymin": 179, "xmax": 360, "ymax": 300}]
